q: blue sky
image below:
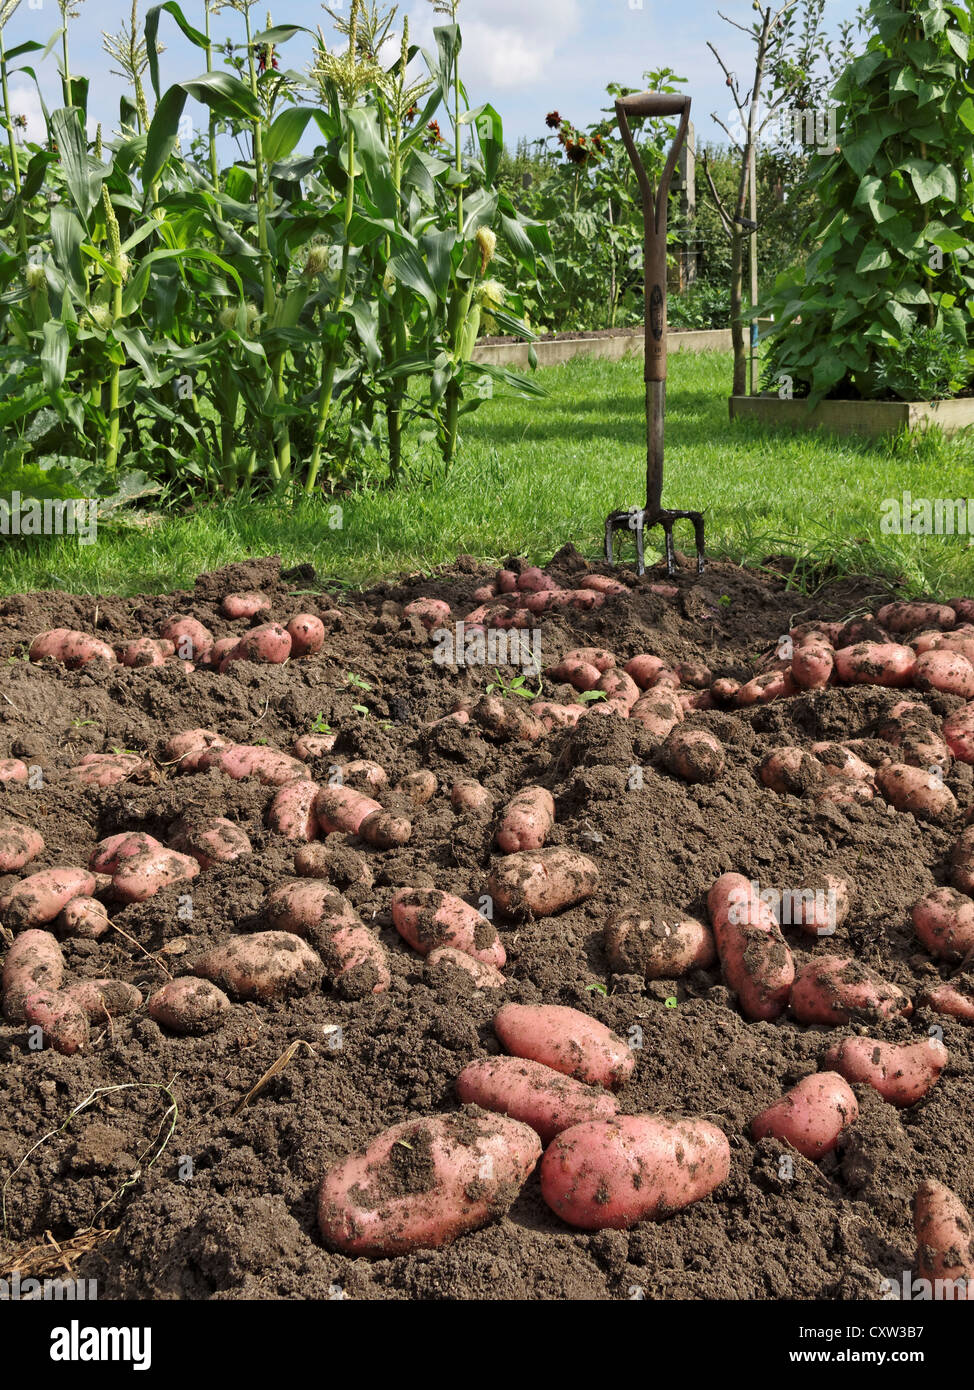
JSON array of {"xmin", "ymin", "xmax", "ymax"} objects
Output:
[{"xmin": 2, "ymin": 0, "xmax": 866, "ymax": 151}]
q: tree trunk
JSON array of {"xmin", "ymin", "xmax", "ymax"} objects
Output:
[{"xmin": 731, "ymin": 228, "xmax": 746, "ymax": 397}]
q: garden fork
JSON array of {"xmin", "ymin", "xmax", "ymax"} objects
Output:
[{"xmin": 604, "ymin": 91, "xmax": 705, "ymax": 578}]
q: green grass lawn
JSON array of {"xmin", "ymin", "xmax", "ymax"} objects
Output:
[{"xmin": 3, "ymin": 350, "xmax": 974, "ymax": 597}]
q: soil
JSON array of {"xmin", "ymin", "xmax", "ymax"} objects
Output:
[{"xmin": 0, "ymin": 549, "xmax": 971, "ymax": 1302}]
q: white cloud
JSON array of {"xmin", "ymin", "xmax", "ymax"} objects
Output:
[
  {"xmin": 6, "ymin": 82, "xmax": 44, "ymax": 144},
  {"xmin": 406, "ymin": 0, "xmax": 583, "ymax": 89}
]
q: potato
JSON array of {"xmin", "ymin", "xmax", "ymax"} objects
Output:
[
  {"xmin": 944, "ymin": 705, "xmax": 974, "ymax": 763},
  {"xmin": 920, "ymin": 981, "xmax": 974, "ymax": 1023},
  {"xmin": 678, "ymin": 689, "xmax": 714, "ymax": 713},
  {"xmin": 292, "ymin": 731, "xmax": 337, "ymax": 761},
  {"xmin": 594, "ymin": 669, "xmax": 640, "ymax": 709},
  {"xmin": 540, "ymin": 1114, "xmax": 729, "ymax": 1230},
  {"xmin": 950, "ymin": 826, "xmax": 974, "ymax": 895},
  {"xmin": 580, "ymin": 574, "xmax": 627, "ymax": 596},
  {"xmin": 914, "ymin": 1180, "xmax": 974, "ymax": 1297},
  {"xmin": 875, "ymin": 762, "xmax": 957, "ymax": 822},
  {"xmin": 23, "ymin": 989, "xmax": 89, "ymax": 1055},
  {"xmin": 707, "ymin": 873, "xmax": 795, "ymax": 1021},
  {"xmin": 2, "ymin": 929, "xmax": 64, "ymax": 1021},
  {"xmin": 791, "ymin": 955, "xmax": 912, "ymax": 1024},
  {"xmin": 735, "ymin": 669, "xmax": 796, "ymax": 705},
  {"xmin": 318, "ymin": 1110, "xmax": 542, "ymax": 1257},
  {"xmin": 286, "ymin": 613, "xmax": 325, "ymax": 657},
  {"xmin": 495, "ymin": 786, "xmax": 555, "ymax": 853},
  {"xmin": 159, "ymin": 616, "xmax": 214, "ymax": 662},
  {"xmin": 0, "ymin": 818, "xmax": 44, "ymax": 873},
  {"xmin": 912, "ymin": 887, "xmax": 974, "ymax": 961},
  {"xmin": 65, "ymin": 978, "xmax": 142, "ymax": 1021},
  {"xmin": 404, "ymin": 597, "xmax": 452, "ymax": 631},
  {"xmin": 834, "ymin": 641, "xmax": 916, "ymax": 687},
  {"xmin": 341, "ymin": 759, "xmax": 388, "ymax": 792},
  {"xmin": 811, "ymin": 742, "xmax": 874, "ymax": 785},
  {"xmin": 396, "ymin": 770, "xmax": 438, "ymax": 807},
  {"xmin": 585, "ymin": 696, "xmax": 632, "ymax": 721},
  {"xmin": 604, "ymin": 907, "xmax": 715, "ymax": 978},
  {"xmin": 148, "ymin": 978, "xmax": 231, "ymax": 1034},
  {"xmin": 823, "ymin": 1035, "xmax": 946, "ymax": 1107},
  {"xmin": 320, "ymin": 919, "xmax": 391, "ymax": 999},
  {"xmin": 89, "ymin": 831, "xmax": 163, "ymax": 874},
  {"xmin": 0, "ymin": 866, "xmax": 97, "ymax": 928},
  {"xmin": 779, "ymin": 872, "xmax": 851, "ymax": 937},
  {"xmin": 549, "ymin": 658, "xmax": 602, "ymax": 691},
  {"xmin": 206, "ymin": 636, "xmax": 240, "ymax": 668},
  {"xmin": 710, "ymin": 677, "xmax": 741, "ymax": 704},
  {"xmin": 493, "ymin": 1002, "xmax": 634, "ymax": 1089},
  {"xmin": 950, "ymin": 598, "xmax": 974, "ymax": 623},
  {"xmin": 391, "ymin": 889, "xmax": 505, "ymax": 968},
  {"xmin": 750, "ymin": 1072, "xmax": 858, "ymax": 1160},
  {"xmin": 233, "ymin": 622, "xmax": 291, "ymax": 665},
  {"xmin": 456, "ymin": 1056, "xmax": 618, "ymax": 1144},
  {"xmin": 515, "ymin": 566, "xmax": 556, "ymax": 593},
  {"xmin": 167, "ymin": 816, "xmax": 252, "ymax": 869},
  {"xmin": 57, "ymin": 896, "xmax": 110, "ymax": 940},
  {"xmin": 563, "ymin": 647, "xmax": 615, "ymax": 673},
  {"xmin": 315, "ymin": 784, "xmax": 382, "ymax": 836},
  {"xmin": 426, "ymin": 948, "xmax": 506, "ymax": 989},
  {"xmin": 202, "ymin": 743, "xmax": 309, "ymax": 786},
  {"xmin": 359, "ymin": 809, "xmax": 411, "ymax": 848},
  {"xmin": 193, "ymin": 930, "xmax": 323, "ymax": 1000},
  {"xmin": 451, "ymin": 778, "xmax": 491, "ymax": 812},
  {"xmin": 263, "ymin": 878, "xmax": 356, "ymax": 938},
  {"xmin": 915, "ymin": 648, "xmax": 974, "ymax": 699},
  {"xmin": 473, "ymin": 583, "xmax": 497, "ymax": 601},
  {"xmin": 111, "ymin": 848, "xmax": 200, "ymax": 904},
  {"xmin": 0, "ymin": 757, "xmax": 28, "ymax": 783},
  {"xmin": 487, "ymin": 847, "xmax": 599, "ymax": 919},
  {"xmin": 66, "ymin": 752, "xmax": 150, "ymax": 788},
  {"xmin": 496, "ymin": 568, "xmax": 518, "ymax": 592},
  {"xmin": 117, "ymin": 637, "xmax": 173, "ymax": 668},
  {"xmin": 532, "ymin": 702, "xmax": 585, "ymax": 731},
  {"xmin": 791, "ymin": 642, "xmax": 834, "ymax": 690},
  {"xmin": 662, "ymin": 728, "xmax": 724, "ymax": 783},
  {"xmin": 267, "ymin": 779, "xmax": 320, "ymax": 841},
  {"xmin": 624, "ymin": 654, "xmax": 667, "ymax": 689},
  {"xmin": 221, "ymin": 591, "xmax": 270, "ymax": 619},
  {"xmin": 293, "ymin": 841, "xmax": 373, "ymax": 889},
  {"xmin": 29, "ymin": 628, "xmax": 116, "ymax": 667},
  {"xmin": 878, "ymin": 600, "xmax": 955, "ymax": 633},
  {"xmin": 629, "ymin": 691, "xmax": 684, "ymax": 739},
  {"xmin": 472, "ymin": 695, "xmax": 545, "ymax": 742},
  {"xmin": 814, "ymin": 780, "xmax": 876, "ymax": 807},
  {"xmin": 161, "ymin": 728, "xmax": 229, "ymax": 772}
]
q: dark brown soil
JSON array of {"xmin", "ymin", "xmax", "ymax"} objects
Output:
[{"xmin": 0, "ymin": 550, "xmax": 971, "ymax": 1301}]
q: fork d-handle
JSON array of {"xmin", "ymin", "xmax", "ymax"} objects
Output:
[{"xmin": 615, "ymin": 93, "xmax": 691, "ymax": 387}]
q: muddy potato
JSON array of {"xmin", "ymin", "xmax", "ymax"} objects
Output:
[
  {"xmin": 263, "ymin": 879, "xmax": 358, "ymax": 940},
  {"xmin": 451, "ymin": 778, "xmax": 492, "ymax": 812},
  {"xmin": 735, "ymin": 669, "xmax": 796, "ymax": 705},
  {"xmin": 487, "ymin": 847, "xmax": 599, "ymax": 919},
  {"xmin": 473, "ymin": 695, "xmax": 545, "ymax": 743},
  {"xmin": 0, "ymin": 866, "xmax": 97, "ymax": 928},
  {"xmin": 29, "ymin": 628, "xmax": 115, "ymax": 667},
  {"xmin": 750, "ymin": 1072, "xmax": 858, "ymax": 1160},
  {"xmin": 548, "ymin": 657, "xmax": 602, "ymax": 691},
  {"xmin": 66, "ymin": 752, "xmax": 150, "ymax": 789},
  {"xmin": 0, "ymin": 818, "xmax": 44, "ymax": 873},
  {"xmin": 791, "ymin": 642, "xmax": 834, "ymax": 690},
  {"xmin": 159, "ymin": 616, "xmax": 214, "ymax": 662},
  {"xmin": 161, "ymin": 729, "xmax": 228, "ymax": 772},
  {"xmin": 495, "ymin": 786, "xmax": 555, "ymax": 853},
  {"xmin": 359, "ymin": 810, "xmax": 411, "ymax": 848},
  {"xmin": 878, "ymin": 600, "xmax": 955, "ymax": 633},
  {"xmin": 540, "ymin": 1114, "xmax": 730, "ymax": 1230},
  {"xmin": 2, "ymin": 929, "xmax": 64, "ymax": 1021},
  {"xmin": 23, "ymin": 989, "xmax": 90, "ymax": 1054},
  {"xmin": 834, "ymin": 641, "xmax": 916, "ymax": 687},
  {"xmin": 315, "ymin": 784, "xmax": 382, "ymax": 836},
  {"xmin": 396, "ymin": 770, "xmax": 438, "ymax": 807},
  {"xmin": 604, "ymin": 906, "xmax": 715, "ymax": 978},
  {"xmin": 811, "ymin": 743, "xmax": 874, "ymax": 785},
  {"xmin": 268, "ymin": 779, "xmax": 320, "ymax": 841},
  {"xmin": 89, "ymin": 831, "xmax": 163, "ymax": 874},
  {"xmin": 403, "ymin": 597, "xmax": 451, "ymax": 631},
  {"xmin": 111, "ymin": 848, "xmax": 200, "ymax": 904},
  {"xmin": 57, "ymin": 896, "xmax": 110, "ymax": 940},
  {"xmin": 221, "ymin": 591, "xmax": 270, "ymax": 619},
  {"xmin": 823, "ymin": 1035, "xmax": 946, "ymax": 1108},
  {"xmin": 0, "ymin": 758, "xmax": 29, "ymax": 783},
  {"xmin": 780, "ymin": 872, "xmax": 852, "ymax": 937},
  {"xmin": 148, "ymin": 978, "xmax": 231, "ymax": 1035},
  {"xmin": 193, "ymin": 931, "xmax": 323, "ymax": 1001},
  {"xmin": 875, "ymin": 762, "xmax": 957, "ymax": 822},
  {"xmin": 707, "ymin": 873, "xmax": 794, "ymax": 1022},
  {"xmin": 912, "ymin": 888, "xmax": 974, "ymax": 961},
  {"xmin": 920, "ymin": 981, "xmax": 974, "ymax": 1022},
  {"xmin": 292, "ymin": 732, "xmax": 337, "ymax": 761},
  {"xmin": 293, "ymin": 841, "xmax": 373, "ymax": 889},
  {"xmin": 391, "ymin": 889, "xmax": 505, "ymax": 968},
  {"xmin": 913, "ymin": 1180, "xmax": 974, "ymax": 1296},
  {"xmin": 425, "ymin": 948, "xmax": 506, "ymax": 989},
  {"xmin": 457, "ymin": 1056, "xmax": 618, "ymax": 1144},
  {"xmin": 915, "ymin": 649, "xmax": 974, "ymax": 699},
  {"xmin": 318, "ymin": 1111, "xmax": 542, "ymax": 1256},
  {"xmin": 167, "ymin": 816, "xmax": 252, "ymax": 869},
  {"xmin": 950, "ymin": 824, "xmax": 974, "ymax": 895},
  {"xmin": 493, "ymin": 1002, "xmax": 634, "ymax": 1089},
  {"xmin": 759, "ymin": 747, "xmax": 825, "ymax": 796},
  {"xmin": 662, "ymin": 728, "xmax": 725, "ymax": 783},
  {"xmin": 286, "ymin": 613, "xmax": 325, "ymax": 657},
  {"xmin": 65, "ymin": 978, "xmax": 142, "ymax": 1021},
  {"xmin": 791, "ymin": 954, "xmax": 912, "ymax": 1025}
]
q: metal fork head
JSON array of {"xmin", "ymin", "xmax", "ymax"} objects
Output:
[{"xmin": 605, "ymin": 506, "xmax": 706, "ymax": 578}]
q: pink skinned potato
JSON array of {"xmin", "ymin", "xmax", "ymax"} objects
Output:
[
  {"xmin": 790, "ymin": 954, "xmax": 912, "ymax": 1025},
  {"xmin": 950, "ymin": 824, "xmax": 974, "ymax": 894},
  {"xmin": 875, "ymin": 762, "xmax": 957, "ymax": 822},
  {"xmin": 810, "ymin": 742, "xmax": 874, "ymax": 784},
  {"xmin": 494, "ymin": 786, "xmax": 555, "ymax": 853},
  {"xmin": 920, "ymin": 982, "xmax": 974, "ymax": 1022},
  {"xmin": 233, "ymin": 622, "xmax": 291, "ymax": 664},
  {"xmin": 220, "ymin": 591, "xmax": 270, "ymax": 619},
  {"xmin": 487, "ymin": 847, "xmax": 599, "ymax": 919},
  {"xmin": 548, "ymin": 658, "xmax": 601, "ymax": 692},
  {"xmin": 56, "ymin": 896, "xmax": 110, "ymax": 940},
  {"xmin": 791, "ymin": 642, "xmax": 834, "ymax": 690},
  {"xmin": 629, "ymin": 691, "xmax": 683, "ymax": 739},
  {"xmin": 89, "ymin": 831, "xmax": 163, "ymax": 875},
  {"xmin": 268, "ymin": 779, "xmax": 321, "ymax": 840},
  {"xmin": 2, "ymin": 929, "xmax": 64, "ymax": 1021},
  {"xmin": 456, "ymin": 1056, "xmax": 619, "ymax": 1143},
  {"xmin": 624, "ymin": 654, "xmax": 667, "ymax": 689},
  {"xmin": 914, "ymin": 649, "xmax": 974, "ymax": 699},
  {"xmin": 604, "ymin": 907, "xmax": 715, "ymax": 979},
  {"xmin": 878, "ymin": 601, "xmax": 955, "ymax": 633},
  {"xmin": 0, "ymin": 866, "xmax": 97, "ymax": 928},
  {"xmin": 23, "ymin": 989, "xmax": 89, "ymax": 1055},
  {"xmin": 944, "ymin": 705, "xmax": 974, "ymax": 763},
  {"xmin": 913, "ymin": 1180, "xmax": 974, "ymax": 1297},
  {"xmin": 192, "ymin": 930, "xmax": 323, "ymax": 1001},
  {"xmin": 911, "ymin": 887, "xmax": 974, "ymax": 961},
  {"xmin": 159, "ymin": 616, "xmax": 214, "ymax": 662},
  {"xmin": 661, "ymin": 728, "xmax": 725, "ymax": 783},
  {"xmin": 117, "ymin": 637, "xmax": 173, "ymax": 667},
  {"xmin": 540, "ymin": 1114, "xmax": 730, "ymax": 1230},
  {"xmin": 0, "ymin": 818, "xmax": 44, "ymax": 873},
  {"xmin": 750, "ymin": 1072, "xmax": 858, "ymax": 1160},
  {"xmin": 834, "ymin": 642, "xmax": 916, "ymax": 687},
  {"xmin": 65, "ymin": 753, "xmax": 151, "ymax": 788},
  {"xmin": 425, "ymin": 948, "xmax": 506, "ymax": 989},
  {"xmin": 29, "ymin": 628, "xmax": 115, "ymax": 667},
  {"xmin": 450, "ymin": 778, "xmax": 492, "ymax": 812},
  {"xmin": 0, "ymin": 758, "xmax": 28, "ymax": 783},
  {"xmin": 823, "ymin": 1035, "xmax": 947, "ymax": 1108},
  {"xmin": 286, "ymin": 614, "xmax": 325, "ymax": 656},
  {"xmin": 292, "ymin": 732, "xmax": 337, "ymax": 761},
  {"xmin": 318, "ymin": 1110, "xmax": 542, "ymax": 1257},
  {"xmin": 493, "ymin": 1002, "xmax": 634, "ymax": 1089},
  {"xmin": 201, "ymin": 743, "xmax": 309, "ymax": 786},
  {"xmin": 396, "ymin": 770, "xmax": 438, "ymax": 807},
  {"xmin": 65, "ymin": 978, "xmax": 142, "ymax": 1021},
  {"xmin": 707, "ymin": 873, "xmax": 794, "ymax": 1021},
  {"xmin": 404, "ymin": 597, "xmax": 451, "ymax": 631},
  {"xmin": 167, "ymin": 816, "xmax": 252, "ymax": 869},
  {"xmin": 160, "ymin": 729, "xmax": 228, "ymax": 772},
  {"xmin": 391, "ymin": 889, "xmax": 505, "ymax": 968},
  {"xmin": 111, "ymin": 848, "xmax": 200, "ymax": 904},
  {"xmin": 148, "ymin": 978, "xmax": 231, "ymax": 1035}
]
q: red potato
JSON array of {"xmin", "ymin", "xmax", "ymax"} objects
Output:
[
  {"xmin": 148, "ymin": 978, "xmax": 231, "ymax": 1035},
  {"xmin": 580, "ymin": 574, "xmax": 627, "ymax": 596},
  {"xmin": 624, "ymin": 654, "xmax": 667, "ymax": 689},
  {"xmin": 750, "ymin": 1072, "xmax": 858, "ymax": 1160},
  {"xmin": 29, "ymin": 628, "xmax": 116, "ymax": 667},
  {"xmin": 944, "ymin": 705, "xmax": 974, "ymax": 763},
  {"xmin": 920, "ymin": 982, "xmax": 974, "ymax": 1023},
  {"xmin": 878, "ymin": 600, "xmax": 955, "ymax": 633},
  {"xmin": 111, "ymin": 848, "xmax": 199, "ymax": 904},
  {"xmin": 780, "ymin": 872, "xmax": 851, "ymax": 936},
  {"xmin": 493, "ymin": 1002, "xmax": 634, "ymax": 1089},
  {"xmin": 0, "ymin": 757, "xmax": 29, "ymax": 784},
  {"xmin": 472, "ymin": 696, "xmax": 544, "ymax": 743},
  {"xmin": 950, "ymin": 825, "xmax": 974, "ymax": 894},
  {"xmin": 791, "ymin": 642, "xmax": 835, "ymax": 690},
  {"xmin": 791, "ymin": 954, "xmax": 912, "ymax": 1025},
  {"xmin": 836, "ymin": 616, "xmax": 890, "ymax": 647},
  {"xmin": 286, "ymin": 613, "xmax": 325, "ymax": 657},
  {"xmin": 318, "ymin": 1110, "xmax": 541, "ymax": 1257},
  {"xmin": 548, "ymin": 658, "xmax": 602, "ymax": 692},
  {"xmin": 487, "ymin": 847, "xmax": 599, "ymax": 919},
  {"xmin": 193, "ymin": 930, "xmax": 323, "ymax": 1001},
  {"xmin": 0, "ymin": 866, "xmax": 97, "ymax": 928},
  {"xmin": 159, "ymin": 616, "xmax": 214, "ymax": 662},
  {"xmin": 473, "ymin": 583, "xmax": 497, "ymax": 602},
  {"xmin": 674, "ymin": 659, "xmax": 712, "ymax": 689},
  {"xmin": 594, "ymin": 669, "xmax": 640, "ymax": 709},
  {"xmin": 875, "ymin": 761, "xmax": 957, "ymax": 822},
  {"xmin": 450, "ymin": 778, "xmax": 491, "ymax": 812},
  {"xmin": 735, "ymin": 669, "xmax": 797, "ymax": 705},
  {"xmin": 562, "ymin": 647, "xmax": 615, "ymax": 673},
  {"xmin": 2, "ymin": 929, "xmax": 64, "ymax": 1021},
  {"xmin": 167, "ymin": 816, "xmax": 252, "ymax": 869},
  {"xmin": 220, "ymin": 591, "xmax": 270, "ymax": 619},
  {"xmin": 811, "ymin": 742, "xmax": 874, "ymax": 785},
  {"xmin": 540, "ymin": 1114, "xmax": 729, "ymax": 1231},
  {"xmin": 912, "ymin": 888, "xmax": 974, "ymax": 961},
  {"xmin": 910, "ymin": 629, "xmax": 949, "ymax": 655},
  {"xmin": 292, "ymin": 732, "xmax": 337, "ymax": 761},
  {"xmin": 391, "ymin": 889, "xmax": 505, "ymax": 968},
  {"xmin": 707, "ymin": 873, "xmax": 794, "ymax": 1022},
  {"xmin": 936, "ymin": 632, "xmax": 974, "ymax": 664},
  {"xmin": 914, "ymin": 1180, "xmax": 974, "ymax": 1298},
  {"xmin": 404, "ymin": 597, "xmax": 451, "ymax": 631},
  {"xmin": 340, "ymin": 759, "xmax": 388, "ymax": 792},
  {"xmin": 117, "ymin": 637, "xmax": 173, "ymax": 668},
  {"xmin": 263, "ymin": 879, "xmax": 358, "ymax": 940},
  {"xmin": 293, "ymin": 842, "xmax": 373, "ymax": 889},
  {"xmin": 649, "ymin": 581, "xmax": 680, "ymax": 598},
  {"xmin": 65, "ymin": 978, "xmax": 142, "ymax": 1021},
  {"xmin": 65, "ymin": 753, "xmax": 151, "ymax": 788},
  {"xmin": 0, "ymin": 818, "xmax": 44, "ymax": 873},
  {"xmin": 496, "ymin": 568, "xmax": 519, "ymax": 592},
  {"xmin": 23, "ymin": 989, "xmax": 89, "ymax": 1055},
  {"xmin": 457, "ymin": 1056, "xmax": 619, "ymax": 1144},
  {"xmin": 426, "ymin": 947, "xmax": 506, "ymax": 989},
  {"xmin": 268, "ymin": 779, "xmax": 320, "ymax": 841},
  {"xmin": 710, "ymin": 677, "xmax": 741, "ymax": 704},
  {"xmin": 201, "ymin": 743, "xmax": 309, "ymax": 786},
  {"xmin": 629, "ymin": 691, "xmax": 683, "ymax": 739},
  {"xmin": 678, "ymin": 690, "xmax": 714, "ymax": 712},
  {"xmin": 359, "ymin": 810, "xmax": 411, "ymax": 848},
  {"xmin": 604, "ymin": 907, "xmax": 715, "ymax": 978},
  {"xmin": 161, "ymin": 728, "xmax": 228, "ymax": 772},
  {"xmin": 532, "ymin": 701, "xmax": 585, "ymax": 731},
  {"xmin": 823, "ymin": 1035, "xmax": 946, "ymax": 1107},
  {"xmin": 320, "ymin": 919, "xmax": 391, "ymax": 998},
  {"xmin": 396, "ymin": 770, "xmax": 438, "ymax": 807},
  {"xmin": 206, "ymin": 636, "xmax": 240, "ymax": 667},
  {"xmin": 914, "ymin": 649, "xmax": 974, "ymax": 699},
  {"xmin": 662, "ymin": 728, "xmax": 725, "ymax": 783},
  {"xmin": 517, "ymin": 566, "xmax": 557, "ymax": 593},
  {"xmin": 56, "ymin": 896, "xmax": 109, "ymax": 940},
  {"xmin": 585, "ymin": 696, "xmax": 632, "ymax": 720},
  {"xmin": 834, "ymin": 642, "xmax": 916, "ymax": 687},
  {"xmin": 233, "ymin": 622, "xmax": 291, "ymax": 665},
  {"xmin": 951, "ymin": 598, "xmax": 974, "ymax": 623},
  {"xmin": 89, "ymin": 832, "xmax": 163, "ymax": 875},
  {"xmin": 495, "ymin": 786, "xmax": 555, "ymax": 853},
  {"xmin": 815, "ymin": 780, "xmax": 876, "ymax": 807}
]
